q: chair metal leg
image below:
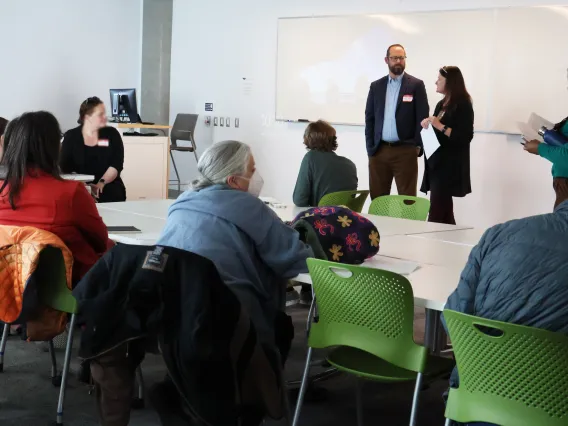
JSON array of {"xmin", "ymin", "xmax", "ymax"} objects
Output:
[
  {"xmin": 136, "ymin": 366, "xmax": 144, "ymax": 399},
  {"xmin": 0, "ymin": 323, "xmax": 9, "ymax": 372},
  {"xmin": 291, "ymin": 347, "xmax": 313, "ymax": 426},
  {"xmin": 169, "ymin": 150, "xmax": 181, "ymax": 192},
  {"xmin": 444, "ymin": 418, "xmax": 451, "ymax": 426},
  {"xmin": 131, "ymin": 366, "xmax": 146, "ymax": 409},
  {"xmin": 56, "ymin": 313, "xmax": 76, "ymax": 426},
  {"xmin": 48, "ymin": 340, "xmax": 58, "ymax": 378},
  {"xmin": 355, "ymin": 378, "xmax": 363, "ymax": 426},
  {"xmin": 409, "ymin": 372, "xmax": 423, "ymax": 426}
]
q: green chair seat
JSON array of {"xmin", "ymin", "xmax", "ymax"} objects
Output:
[
  {"xmin": 318, "ymin": 190, "xmax": 370, "ymax": 213},
  {"xmin": 328, "ymin": 346, "xmax": 455, "ymax": 383},
  {"xmin": 328, "ymin": 346, "xmax": 417, "ymax": 382}
]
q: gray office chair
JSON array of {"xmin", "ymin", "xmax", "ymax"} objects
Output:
[{"xmin": 170, "ymin": 114, "xmax": 199, "ymax": 192}]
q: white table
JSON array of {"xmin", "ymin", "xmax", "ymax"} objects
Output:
[
  {"xmin": 380, "ymin": 235, "xmax": 472, "ymax": 269},
  {"xmin": 407, "ymin": 228, "xmax": 486, "ymax": 247},
  {"xmin": 97, "ymin": 198, "xmax": 480, "ymax": 352}
]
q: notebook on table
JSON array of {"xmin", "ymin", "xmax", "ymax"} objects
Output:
[{"xmin": 106, "ymin": 226, "xmax": 142, "ymax": 234}]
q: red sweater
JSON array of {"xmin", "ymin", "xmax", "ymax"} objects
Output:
[{"xmin": 0, "ymin": 172, "xmax": 111, "ymax": 283}]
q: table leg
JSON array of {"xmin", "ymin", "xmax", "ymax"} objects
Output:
[{"xmin": 424, "ymin": 308, "xmax": 443, "ymax": 355}]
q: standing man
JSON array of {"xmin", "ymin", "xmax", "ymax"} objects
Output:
[{"xmin": 365, "ymin": 44, "xmax": 429, "ymax": 199}]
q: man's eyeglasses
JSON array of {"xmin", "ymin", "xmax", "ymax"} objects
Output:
[{"xmin": 388, "ymin": 56, "xmax": 406, "ymax": 62}]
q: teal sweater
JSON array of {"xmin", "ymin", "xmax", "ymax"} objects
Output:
[
  {"xmin": 538, "ymin": 120, "xmax": 568, "ymax": 178},
  {"xmin": 293, "ymin": 150, "xmax": 358, "ymax": 207}
]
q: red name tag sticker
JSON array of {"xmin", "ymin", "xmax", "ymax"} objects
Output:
[
  {"xmin": 97, "ymin": 139, "xmax": 109, "ymax": 147},
  {"xmin": 403, "ymin": 95, "xmax": 413, "ymax": 102}
]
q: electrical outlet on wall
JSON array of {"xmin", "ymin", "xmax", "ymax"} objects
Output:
[
  {"xmin": 214, "ymin": 117, "xmax": 218, "ymax": 126},
  {"xmin": 235, "ymin": 118, "xmax": 240, "ymax": 128},
  {"xmin": 220, "ymin": 117, "xmax": 225, "ymax": 127},
  {"xmin": 205, "ymin": 116, "xmax": 211, "ymax": 126},
  {"xmin": 225, "ymin": 117, "xmax": 230, "ymax": 127}
]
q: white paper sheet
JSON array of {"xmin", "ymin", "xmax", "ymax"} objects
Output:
[
  {"xmin": 421, "ymin": 127, "xmax": 439, "ymax": 159},
  {"xmin": 516, "ymin": 121, "xmax": 541, "ymax": 142},
  {"xmin": 528, "ymin": 112, "xmax": 553, "ymax": 132},
  {"xmin": 364, "ymin": 255, "xmax": 420, "ymax": 276}
]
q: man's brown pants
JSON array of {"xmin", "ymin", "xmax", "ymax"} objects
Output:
[
  {"xmin": 369, "ymin": 144, "xmax": 418, "ymax": 199},
  {"xmin": 90, "ymin": 340, "xmax": 146, "ymax": 426}
]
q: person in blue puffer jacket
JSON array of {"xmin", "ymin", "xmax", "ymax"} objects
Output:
[{"xmin": 442, "ymin": 176, "xmax": 568, "ymax": 426}]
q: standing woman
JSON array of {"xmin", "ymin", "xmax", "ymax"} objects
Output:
[
  {"xmin": 60, "ymin": 97, "xmax": 126, "ymax": 203},
  {"xmin": 420, "ymin": 66, "xmax": 474, "ymax": 224}
]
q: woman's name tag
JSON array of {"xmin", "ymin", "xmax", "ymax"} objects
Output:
[
  {"xmin": 403, "ymin": 94, "xmax": 413, "ymax": 103},
  {"xmin": 97, "ymin": 139, "xmax": 109, "ymax": 147}
]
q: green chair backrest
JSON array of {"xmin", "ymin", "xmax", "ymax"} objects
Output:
[
  {"xmin": 443, "ymin": 309, "xmax": 568, "ymax": 426},
  {"xmin": 368, "ymin": 195, "xmax": 430, "ymax": 221},
  {"xmin": 306, "ymin": 258, "xmax": 427, "ymax": 373},
  {"xmin": 36, "ymin": 246, "xmax": 78, "ymax": 314},
  {"xmin": 318, "ymin": 190, "xmax": 370, "ymax": 213}
]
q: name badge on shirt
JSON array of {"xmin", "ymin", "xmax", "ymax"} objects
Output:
[
  {"xmin": 97, "ymin": 139, "xmax": 109, "ymax": 147},
  {"xmin": 403, "ymin": 95, "xmax": 413, "ymax": 103}
]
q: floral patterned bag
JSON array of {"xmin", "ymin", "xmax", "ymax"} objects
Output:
[{"xmin": 290, "ymin": 206, "xmax": 380, "ymax": 265}]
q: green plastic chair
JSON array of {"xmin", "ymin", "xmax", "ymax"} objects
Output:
[
  {"xmin": 443, "ymin": 310, "xmax": 568, "ymax": 426},
  {"xmin": 318, "ymin": 190, "xmax": 370, "ymax": 213},
  {"xmin": 292, "ymin": 259, "xmax": 453, "ymax": 426},
  {"xmin": 0, "ymin": 246, "xmax": 78, "ymax": 426},
  {"xmin": 368, "ymin": 195, "xmax": 430, "ymax": 221}
]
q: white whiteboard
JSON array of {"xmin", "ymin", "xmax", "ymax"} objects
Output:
[{"xmin": 276, "ymin": 7, "xmax": 568, "ymax": 133}]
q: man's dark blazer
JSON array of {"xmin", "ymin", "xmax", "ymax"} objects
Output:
[{"xmin": 364, "ymin": 73, "xmax": 429, "ymax": 157}]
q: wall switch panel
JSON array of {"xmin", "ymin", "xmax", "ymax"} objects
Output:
[
  {"xmin": 220, "ymin": 117, "xmax": 224, "ymax": 127},
  {"xmin": 225, "ymin": 117, "xmax": 230, "ymax": 127},
  {"xmin": 235, "ymin": 118, "xmax": 240, "ymax": 128},
  {"xmin": 214, "ymin": 117, "xmax": 218, "ymax": 126}
]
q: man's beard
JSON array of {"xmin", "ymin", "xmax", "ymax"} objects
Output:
[{"xmin": 389, "ymin": 64, "xmax": 405, "ymax": 75}]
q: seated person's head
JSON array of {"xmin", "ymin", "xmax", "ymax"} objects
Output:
[
  {"xmin": 78, "ymin": 96, "xmax": 107, "ymax": 129},
  {"xmin": 303, "ymin": 120, "xmax": 337, "ymax": 152},
  {"xmin": 0, "ymin": 111, "xmax": 62, "ymax": 209},
  {"xmin": 192, "ymin": 140, "xmax": 263, "ymax": 196}
]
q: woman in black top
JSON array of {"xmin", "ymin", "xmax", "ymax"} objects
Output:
[
  {"xmin": 60, "ymin": 97, "xmax": 126, "ymax": 203},
  {"xmin": 420, "ymin": 66, "xmax": 474, "ymax": 224}
]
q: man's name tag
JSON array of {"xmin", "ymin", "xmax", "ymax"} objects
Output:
[
  {"xmin": 97, "ymin": 139, "xmax": 109, "ymax": 147},
  {"xmin": 403, "ymin": 95, "xmax": 413, "ymax": 103}
]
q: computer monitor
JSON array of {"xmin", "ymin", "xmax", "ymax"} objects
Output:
[{"xmin": 109, "ymin": 88, "xmax": 139, "ymax": 123}]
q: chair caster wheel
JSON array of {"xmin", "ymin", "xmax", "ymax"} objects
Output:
[
  {"xmin": 131, "ymin": 397, "xmax": 145, "ymax": 409},
  {"xmin": 52, "ymin": 375, "xmax": 62, "ymax": 387}
]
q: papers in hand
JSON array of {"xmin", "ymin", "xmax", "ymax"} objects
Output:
[
  {"xmin": 421, "ymin": 126, "xmax": 439, "ymax": 159},
  {"xmin": 517, "ymin": 121, "xmax": 541, "ymax": 142}
]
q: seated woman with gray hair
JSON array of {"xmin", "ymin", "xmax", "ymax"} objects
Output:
[{"xmin": 158, "ymin": 140, "xmax": 313, "ymax": 362}]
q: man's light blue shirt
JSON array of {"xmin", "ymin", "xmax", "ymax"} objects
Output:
[{"xmin": 381, "ymin": 73, "xmax": 404, "ymax": 142}]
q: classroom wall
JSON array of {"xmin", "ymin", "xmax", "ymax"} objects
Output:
[
  {"xmin": 170, "ymin": 0, "xmax": 559, "ymax": 229},
  {"xmin": 0, "ymin": 0, "xmax": 142, "ymax": 131}
]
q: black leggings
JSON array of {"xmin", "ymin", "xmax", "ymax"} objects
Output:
[{"xmin": 429, "ymin": 189, "xmax": 456, "ymax": 225}]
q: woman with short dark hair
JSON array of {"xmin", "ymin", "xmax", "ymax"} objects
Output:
[
  {"xmin": 60, "ymin": 97, "xmax": 126, "ymax": 203},
  {"xmin": 420, "ymin": 66, "xmax": 474, "ymax": 224},
  {"xmin": 0, "ymin": 111, "xmax": 110, "ymax": 283},
  {"xmin": 292, "ymin": 120, "xmax": 358, "ymax": 207}
]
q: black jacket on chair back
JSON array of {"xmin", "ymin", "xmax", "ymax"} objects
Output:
[{"xmin": 73, "ymin": 244, "xmax": 286, "ymax": 425}]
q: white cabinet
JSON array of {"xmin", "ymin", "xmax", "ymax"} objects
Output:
[{"xmin": 109, "ymin": 123, "xmax": 171, "ymax": 200}]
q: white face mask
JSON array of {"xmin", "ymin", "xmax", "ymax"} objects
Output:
[{"xmin": 247, "ymin": 170, "xmax": 264, "ymax": 198}]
